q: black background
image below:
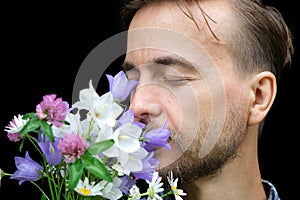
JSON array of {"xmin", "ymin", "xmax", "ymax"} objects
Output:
[{"xmin": 0, "ymin": 1, "xmax": 298, "ymax": 199}]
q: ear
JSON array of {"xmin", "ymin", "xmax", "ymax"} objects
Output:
[{"xmin": 248, "ymin": 71, "xmax": 277, "ymax": 125}]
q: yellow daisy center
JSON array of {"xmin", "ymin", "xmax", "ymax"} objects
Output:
[
  {"xmin": 79, "ymin": 187, "xmax": 91, "ymax": 195},
  {"xmin": 172, "ymin": 186, "xmax": 179, "ymax": 196}
]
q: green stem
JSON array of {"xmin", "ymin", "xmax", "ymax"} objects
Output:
[
  {"xmin": 86, "ymin": 119, "xmax": 95, "ymax": 138},
  {"xmin": 26, "ymin": 134, "xmax": 43, "ymax": 157},
  {"xmin": 28, "ymin": 134, "xmax": 59, "ymax": 199},
  {"xmin": 1, "ymin": 172, "xmax": 12, "ymax": 177},
  {"xmin": 49, "ymin": 167, "xmax": 59, "ymax": 199},
  {"xmin": 139, "ymin": 192, "xmax": 149, "ymax": 197},
  {"xmin": 161, "ymin": 190, "xmax": 173, "ymax": 197},
  {"xmin": 31, "ymin": 180, "xmax": 50, "ymax": 200},
  {"xmin": 44, "ymin": 164, "xmax": 55, "ymax": 200},
  {"xmin": 63, "ymin": 164, "xmax": 68, "ymax": 198},
  {"xmin": 56, "ymin": 168, "xmax": 64, "ymax": 199}
]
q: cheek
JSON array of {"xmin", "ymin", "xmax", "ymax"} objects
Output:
[
  {"xmin": 162, "ymin": 91, "xmax": 182, "ymax": 130},
  {"xmin": 163, "ymin": 84, "xmax": 208, "ymax": 136}
]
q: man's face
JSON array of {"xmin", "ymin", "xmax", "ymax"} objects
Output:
[{"xmin": 124, "ymin": 1, "xmax": 251, "ymax": 183}]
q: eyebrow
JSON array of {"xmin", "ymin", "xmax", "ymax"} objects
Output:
[{"xmin": 122, "ymin": 55, "xmax": 197, "ymax": 72}]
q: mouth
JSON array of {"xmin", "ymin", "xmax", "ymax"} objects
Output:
[
  {"xmin": 154, "ymin": 136, "xmax": 172, "ymax": 151},
  {"xmin": 167, "ymin": 136, "xmax": 172, "ymax": 143}
]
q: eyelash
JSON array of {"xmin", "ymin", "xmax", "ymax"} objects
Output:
[
  {"xmin": 163, "ymin": 76, "xmax": 188, "ymax": 83},
  {"xmin": 125, "ymin": 71, "xmax": 190, "ymax": 84}
]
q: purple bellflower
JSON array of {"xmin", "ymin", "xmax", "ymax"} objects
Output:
[
  {"xmin": 116, "ymin": 109, "xmax": 145, "ymax": 129},
  {"xmin": 119, "ymin": 175, "xmax": 137, "ymax": 194},
  {"xmin": 132, "ymin": 151, "xmax": 159, "ymax": 181},
  {"xmin": 106, "ymin": 70, "xmax": 138, "ymax": 102},
  {"xmin": 38, "ymin": 134, "xmax": 62, "ymax": 165},
  {"xmin": 10, "ymin": 151, "xmax": 43, "ymax": 185},
  {"xmin": 142, "ymin": 121, "xmax": 171, "ymax": 152}
]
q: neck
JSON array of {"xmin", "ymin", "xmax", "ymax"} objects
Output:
[{"xmin": 181, "ymin": 126, "xmax": 267, "ymax": 200}]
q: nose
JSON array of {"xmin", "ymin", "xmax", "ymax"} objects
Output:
[{"xmin": 129, "ymin": 83, "xmax": 163, "ymax": 124}]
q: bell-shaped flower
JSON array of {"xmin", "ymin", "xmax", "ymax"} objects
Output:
[
  {"xmin": 94, "ymin": 124, "xmax": 114, "ymax": 144},
  {"xmin": 117, "ymin": 123, "xmax": 143, "ymax": 153},
  {"xmin": 116, "ymin": 109, "xmax": 145, "ymax": 130},
  {"xmin": 132, "ymin": 151, "xmax": 159, "ymax": 181},
  {"xmin": 10, "ymin": 151, "xmax": 43, "ymax": 185},
  {"xmin": 38, "ymin": 134, "xmax": 62, "ymax": 165},
  {"xmin": 103, "ymin": 122, "xmax": 142, "ymax": 158},
  {"xmin": 52, "ymin": 111, "xmax": 87, "ymax": 139},
  {"xmin": 118, "ymin": 147, "xmax": 148, "ymax": 172},
  {"xmin": 142, "ymin": 121, "xmax": 171, "ymax": 152},
  {"xmin": 99, "ymin": 177, "xmax": 123, "ymax": 200},
  {"xmin": 72, "ymin": 80, "xmax": 123, "ymax": 128},
  {"xmin": 119, "ymin": 175, "xmax": 137, "ymax": 194},
  {"xmin": 112, "ymin": 163, "xmax": 131, "ymax": 176},
  {"xmin": 106, "ymin": 70, "xmax": 138, "ymax": 102}
]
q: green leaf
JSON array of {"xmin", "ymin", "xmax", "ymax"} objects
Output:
[
  {"xmin": 87, "ymin": 139, "xmax": 114, "ymax": 155},
  {"xmin": 22, "ymin": 112, "xmax": 36, "ymax": 120},
  {"xmin": 40, "ymin": 120, "xmax": 54, "ymax": 142},
  {"xmin": 18, "ymin": 137, "xmax": 25, "ymax": 152},
  {"xmin": 68, "ymin": 159, "xmax": 84, "ymax": 191},
  {"xmin": 19, "ymin": 117, "xmax": 41, "ymax": 135},
  {"xmin": 83, "ymin": 157, "xmax": 112, "ymax": 182},
  {"xmin": 40, "ymin": 194, "xmax": 47, "ymax": 200}
]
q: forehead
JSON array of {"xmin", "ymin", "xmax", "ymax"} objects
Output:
[
  {"xmin": 128, "ymin": 0, "xmax": 233, "ymax": 42},
  {"xmin": 126, "ymin": 0, "xmax": 233, "ymax": 65}
]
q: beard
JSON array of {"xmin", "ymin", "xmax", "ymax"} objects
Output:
[{"xmin": 158, "ymin": 104, "xmax": 248, "ymax": 185}]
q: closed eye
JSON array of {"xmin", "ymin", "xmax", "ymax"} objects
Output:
[{"xmin": 163, "ymin": 75, "xmax": 189, "ymax": 83}]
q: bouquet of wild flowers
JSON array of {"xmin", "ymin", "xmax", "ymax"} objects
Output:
[{"xmin": 0, "ymin": 70, "xmax": 186, "ymax": 200}]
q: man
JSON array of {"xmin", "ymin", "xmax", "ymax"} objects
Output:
[{"xmin": 120, "ymin": 0, "xmax": 293, "ymax": 199}]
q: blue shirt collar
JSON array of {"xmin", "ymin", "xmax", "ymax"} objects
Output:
[{"xmin": 262, "ymin": 179, "xmax": 281, "ymax": 200}]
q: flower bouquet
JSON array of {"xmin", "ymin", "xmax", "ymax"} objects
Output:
[{"xmin": 0, "ymin": 70, "xmax": 186, "ymax": 200}]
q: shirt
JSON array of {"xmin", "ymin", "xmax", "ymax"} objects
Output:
[{"xmin": 262, "ymin": 179, "xmax": 281, "ymax": 200}]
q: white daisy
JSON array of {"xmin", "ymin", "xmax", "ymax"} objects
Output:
[
  {"xmin": 129, "ymin": 185, "xmax": 141, "ymax": 200},
  {"xmin": 74, "ymin": 177, "xmax": 103, "ymax": 196},
  {"xmin": 167, "ymin": 171, "xmax": 187, "ymax": 200},
  {"xmin": 146, "ymin": 172, "xmax": 164, "ymax": 200},
  {"xmin": 99, "ymin": 177, "xmax": 123, "ymax": 200},
  {"xmin": 4, "ymin": 114, "xmax": 28, "ymax": 133}
]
